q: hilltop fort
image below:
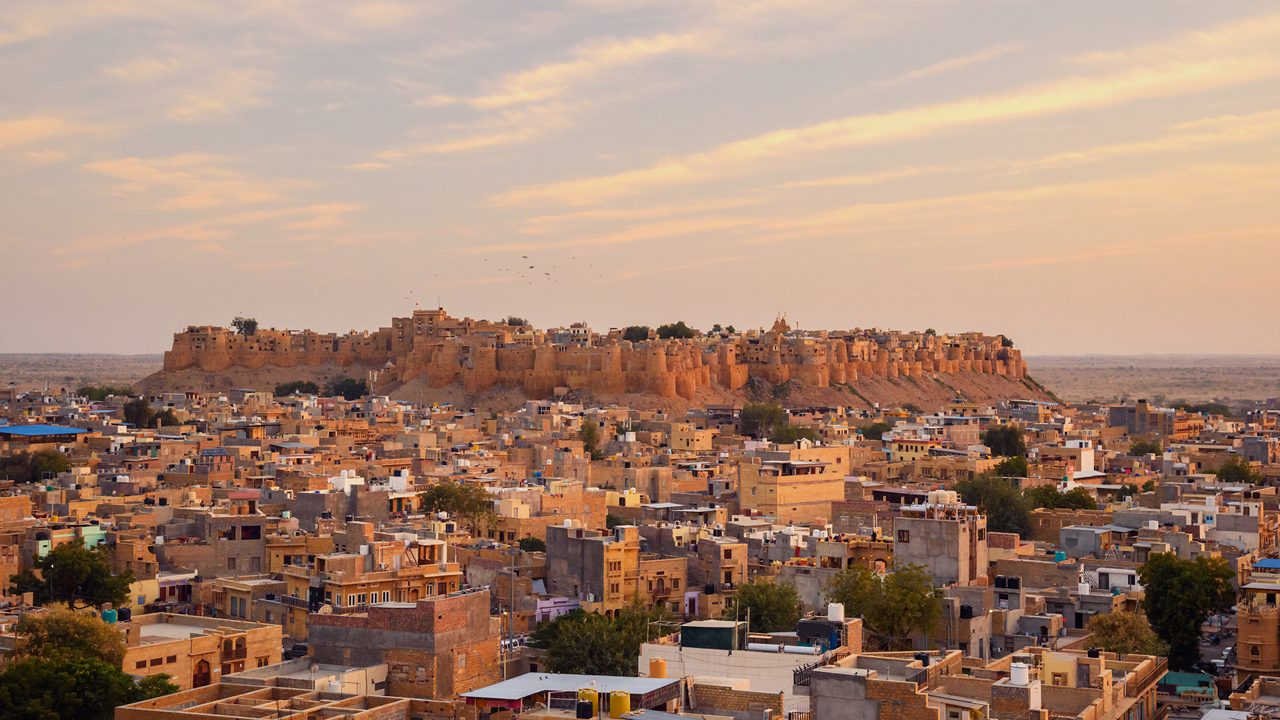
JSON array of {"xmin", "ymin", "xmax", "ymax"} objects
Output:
[{"xmin": 143, "ymin": 308, "xmax": 1046, "ymax": 409}]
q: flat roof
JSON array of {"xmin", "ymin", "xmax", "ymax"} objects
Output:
[
  {"xmin": 461, "ymin": 673, "xmax": 679, "ymax": 701},
  {"xmin": 0, "ymin": 424, "xmax": 88, "ymax": 437}
]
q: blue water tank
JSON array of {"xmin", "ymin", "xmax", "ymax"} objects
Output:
[
  {"xmin": 101, "ymin": 608, "xmax": 118, "ymax": 624},
  {"xmin": 1054, "ymin": 551, "xmax": 1068, "ymax": 562}
]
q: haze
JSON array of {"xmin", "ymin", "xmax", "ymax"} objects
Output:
[{"xmin": 3, "ymin": 1, "xmax": 1279, "ymax": 354}]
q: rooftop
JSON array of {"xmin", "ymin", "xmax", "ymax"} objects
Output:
[{"xmin": 461, "ymin": 673, "xmax": 679, "ymax": 701}]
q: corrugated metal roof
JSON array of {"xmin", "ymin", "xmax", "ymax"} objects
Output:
[
  {"xmin": 461, "ymin": 673, "xmax": 679, "ymax": 700},
  {"xmin": 0, "ymin": 424, "xmax": 88, "ymax": 437}
]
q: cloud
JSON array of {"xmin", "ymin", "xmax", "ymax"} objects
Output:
[
  {"xmin": 779, "ymin": 165, "xmax": 959, "ymax": 189},
  {"xmin": 346, "ymin": 161, "xmax": 394, "ymax": 171},
  {"xmin": 444, "ymin": 32, "xmax": 706, "ymax": 110},
  {"xmin": 957, "ymin": 247, "xmax": 1137, "ymax": 271},
  {"xmin": 0, "ymin": 116, "xmax": 75, "ymax": 151},
  {"xmin": 520, "ymin": 197, "xmax": 763, "ymax": 235},
  {"xmin": 1012, "ymin": 109, "xmax": 1280, "ymax": 170},
  {"xmin": 460, "ymin": 215, "xmax": 757, "ymax": 254},
  {"xmin": 879, "ymin": 43, "xmax": 1026, "ymax": 86},
  {"xmin": 491, "ymin": 11, "xmax": 1280, "ymax": 207},
  {"xmin": 57, "ymin": 202, "xmax": 366, "ymax": 256},
  {"xmin": 83, "ymin": 154, "xmax": 302, "ymax": 210},
  {"xmin": 167, "ymin": 67, "xmax": 271, "ymax": 121},
  {"xmin": 590, "ymin": 254, "xmax": 747, "ymax": 285},
  {"xmin": 378, "ymin": 101, "xmax": 583, "ymax": 158}
]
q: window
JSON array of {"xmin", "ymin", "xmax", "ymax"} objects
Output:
[
  {"xmin": 166, "ymin": 655, "xmax": 177, "ymax": 663},
  {"xmin": 150, "ymin": 658, "xmax": 163, "ymax": 667},
  {"xmin": 897, "ymin": 530, "xmax": 910, "ymax": 543},
  {"xmin": 382, "ymin": 591, "xmax": 390, "ymax": 602},
  {"xmin": 258, "ymin": 656, "xmax": 270, "ymax": 667},
  {"xmin": 135, "ymin": 660, "xmax": 147, "ymax": 669}
]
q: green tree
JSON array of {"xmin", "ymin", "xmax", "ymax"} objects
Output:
[
  {"xmin": 656, "ymin": 321, "xmax": 697, "ymax": 339},
  {"xmin": 0, "ymin": 655, "xmax": 175, "ymax": 720},
  {"xmin": 517, "ymin": 537, "xmax": 546, "ymax": 553},
  {"xmin": 1, "ymin": 450, "xmax": 72, "ymax": 483},
  {"xmin": 274, "ymin": 380, "xmax": 320, "ymax": 396},
  {"xmin": 122, "ymin": 397, "xmax": 155, "ymax": 427},
  {"xmin": 982, "ymin": 425, "xmax": 1026, "ymax": 457},
  {"xmin": 505, "ymin": 316, "xmax": 529, "ymax": 326},
  {"xmin": 993, "ymin": 456, "xmax": 1028, "ymax": 478},
  {"xmin": 230, "ymin": 316, "xmax": 258, "ymax": 336},
  {"xmin": 859, "ymin": 422, "xmax": 892, "ymax": 441},
  {"xmin": 741, "ymin": 402, "xmax": 787, "ymax": 438},
  {"xmin": 12, "ymin": 610, "xmax": 126, "ymax": 665},
  {"xmin": 417, "ymin": 482, "xmax": 495, "ymax": 530},
  {"xmin": 1141, "ymin": 479, "xmax": 1157, "ymax": 492},
  {"xmin": 75, "ymin": 385, "xmax": 133, "ymax": 401},
  {"xmin": 1086, "ymin": 611, "xmax": 1168, "ymax": 656},
  {"xmin": 154, "ymin": 409, "xmax": 180, "ymax": 427},
  {"xmin": 725, "ymin": 325, "xmax": 736, "ymax": 334},
  {"xmin": 580, "ymin": 420, "xmax": 603, "ymax": 460},
  {"xmin": 827, "ymin": 564, "xmax": 941, "ymax": 650},
  {"xmin": 622, "ymin": 326, "xmax": 650, "ymax": 342},
  {"xmin": 1140, "ymin": 553, "xmax": 1234, "ymax": 670},
  {"xmin": 772, "ymin": 425, "xmax": 819, "ymax": 445},
  {"xmin": 605, "ymin": 514, "xmax": 625, "ymax": 530},
  {"xmin": 327, "ymin": 377, "xmax": 368, "ymax": 401},
  {"xmin": 10, "ymin": 544, "xmax": 134, "ymax": 610},
  {"xmin": 725, "ymin": 581, "xmax": 800, "ymax": 633},
  {"xmin": 533, "ymin": 603, "xmax": 671, "ymax": 676},
  {"xmin": 956, "ymin": 474, "xmax": 1029, "ymax": 536},
  {"xmin": 1214, "ymin": 456, "xmax": 1262, "ymax": 484},
  {"xmin": 1128, "ymin": 439, "xmax": 1162, "ymax": 456},
  {"xmin": 1024, "ymin": 485, "xmax": 1095, "ymax": 511}
]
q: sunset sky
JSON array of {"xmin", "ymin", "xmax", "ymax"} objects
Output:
[{"xmin": 3, "ymin": 1, "xmax": 1279, "ymax": 355}]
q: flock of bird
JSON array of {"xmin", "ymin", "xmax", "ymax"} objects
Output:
[{"xmin": 482, "ymin": 254, "xmax": 604, "ymax": 285}]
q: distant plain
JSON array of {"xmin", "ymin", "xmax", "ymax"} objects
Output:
[{"xmin": 2, "ymin": 353, "xmax": 1278, "ymax": 405}]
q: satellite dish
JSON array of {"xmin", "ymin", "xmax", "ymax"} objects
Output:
[{"xmin": 317, "ymin": 604, "xmax": 334, "ymax": 615}]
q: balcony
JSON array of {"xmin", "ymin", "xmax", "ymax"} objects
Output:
[{"xmin": 1126, "ymin": 656, "xmax": 1168, "ymax": 698}]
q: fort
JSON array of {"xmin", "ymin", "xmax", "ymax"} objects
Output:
[{"xmin": 150, "ymin": 308, "xmax": 1038, "ymax": 406}]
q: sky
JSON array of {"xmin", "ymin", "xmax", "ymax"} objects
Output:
[{"xmin": 2, "ymin": 1, "xmax": 1279, "ymax": 355}]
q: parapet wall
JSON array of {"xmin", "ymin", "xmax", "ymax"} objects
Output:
[{"xmin": 160, "ymin": 310, "xmax": 1028, "ymax": 401}]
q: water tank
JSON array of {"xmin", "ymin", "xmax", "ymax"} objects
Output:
[
  {"xmin": 1077, "ymin": 582, "xmax": 1091, "ymax": 595},
  {"xmin": 576, "ymin": 701, "xmax": 594, "ymax": 719},
  {"xmin": 117, "ymin": 607, "xmax": 132, "ymax": 622},
  {"xmin": 827, "ymin": 602, "xmax": 845, "ymax": 622},
  {"xmin": 914, "ymin": 652, "xmax": 930, "ymax": 667},
  {"xmin": 994, "ymin": 575, "xmax": 1007, "ymax": 588},
  {"xmin": 746, "ymin": 643, "xmax": 783, "ymax": 653},
  {"xmin": 327, "ymin": 680, "xmax": 343, "ymax": 694},
  {"xmin": 649, "ymin": 658, "xmax": 667, "ymax": 679},
  {"xmin": 101, "ymin": 608, "xmax": 118, "ymax": 624},
  {"xmin": 959, "ymin": 605, "xmax": 974, "ymax": 620},
  {"xmin": 608, "ymin": 691, "xmax": 630, "ymax": 719},
  {"xmin": 578, "ymin": 688, "xmax": 598, "ymax": 717},
  {"xmin": 1007, "ymin": 577, "xmax": 1021, "ymax": 589},
  {"xmin": 1087, "ymin": 647, "xmax": 1100, "ymax": 658},
  {"xmin": 1010, "ymin": 662, "xmax": 1029, "ymax": 686},
  {"xmin": 1053, "ymin": 551, "xmax": 1067, "ymax": 562},
  {"xmin": 783, "ymin": 645, "xmax": 821, "ymax": 655}
]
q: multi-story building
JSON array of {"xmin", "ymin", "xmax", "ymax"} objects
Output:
[
  {"xmin": 545, "ymin": 522, "xmax": 688, "ymax": 614},
  {"xmin": 738, "ymin": 445, "xmax": 851, "ymax": 524},
  {"xmin": 121, "ymin": 613, "xmax": 281, "ymax": 690},
  {"xmin": 892, "ymin": 490, "xmax": 988, "ymax": 586}
]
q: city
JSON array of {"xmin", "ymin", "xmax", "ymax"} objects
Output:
[{"xmin": 4, "ymin": 3, "xmax": 1279, "ymax": 719}]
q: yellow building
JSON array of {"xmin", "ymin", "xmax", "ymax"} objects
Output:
[{"xmin": 738, "ymin": 446, "xmax": 851, "ymax": 524}]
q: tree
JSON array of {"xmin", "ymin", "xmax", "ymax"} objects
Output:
[
  {"xmin": 327, "ymin": 377, "xmax": 368, "ymax": 401},
  {"xmin": 772, "ymin": 425, "xmax": 819, "ymax": 445},
  {"xmin": 122, "ymin": 397, "xmax": 155, "ymax": 427},
  {"xmin": 725, "ymin": 325, "xmax": 736, "ymax": 334},
  {"xmin": 656, "ymin": 321, "xmax": 697, "ymax": 339},
  {"xmin": 580, "ymin": 420, "xmax": 603, "ymax": 460},
  {"xmin": 274, "ymin": 380, "xmax": 319, "ymax": 396},
  {"xmin": 956, "ymin": 474, "xmax": 1029, "ymax": 536},
  {"xmin": 417, "ymin": 482, "xmax": 495, "ymax": 530},
  {"xmin": 993, "ymin": 456, "xmax": 1028, "ymax": 478},
  {"xmin": 0, "ymin": 655, "xmax": 175, "ymax": 720},
  {"xmin": 741, "ymin": 402, "xmax": 787, "ymax": 438},
  {"xmin": 532, "ymin": 603, "xmax": 670, "ymax": 676},
  {"xmin": 1214, "ymin": 456, "xmax": 1262, "ymax": 484},
  {"xmin": 1024, "ymin": 485, "xmax": 1095, "ymax": 511},
  {"xmin": 982, "ymin": 425, "xmax": 1026, "ymax": 457},
  {"xmin": 518, "ymin": 537, "xmax": 546, "ymax": 553},
  {"xmin": 1141, "ymin": 479, "xmax": 1157, "ymax": 492},
  {"xmin": 1086, "ymin": 611, "xmax": 1168, "ymax": 656},
  {"xmin": 1128, "ymin": 439, "xmax": 1162, "ymax": 456},
  {"xmin": 726, "ymin": 581, "xmax": 800, "ymax": 633},
  {"xmin": 0, "ymin": 450, "xmax": 71, "ymax": 483},
  {"xmin": 12, "ymin": 610, "xmax": 126, "ymax": 665},
  {"xmin": 1140, "ymin": 553, "xmax": 1234, "ymax": 670},
  {"xmin": 154, "ymin": 409, "xmax": 180, "ymax": 427},
  {"xmin": 859, "ymin": 422, "xmax": 892, "ymax": 441},
  {"xmin": 827, "ymin": 564, "xmax": 941, "ymax": 650},
  {"xmin": 622, "ymin": 326, "xmax": 650, "ymax": 342},
  {"xmin": 75, "ymin": 385, "xmax": 133, "ymax": 401},
  {"xmin": 605, "ymin": 514, "xmax": 625, "ymax": 530},
  {"xmin": 505, "ymin": 316, "xmax": 529, "ymax": 326},
  {"xmin": 230, "ymin": 316, "xmax": 258, "ymax": 336},
  {"xmin": 10, "ymin": 543, "xmax": 134, "ymax": 609}
]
